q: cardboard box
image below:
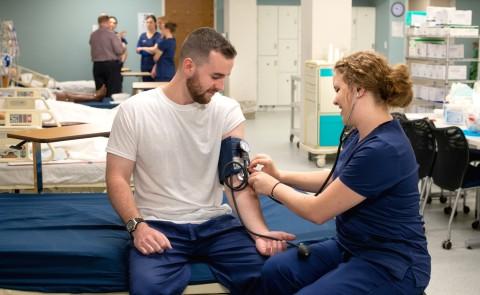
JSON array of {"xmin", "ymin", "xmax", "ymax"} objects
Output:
[
  {"xmin": 426, "ymin": 6, "xmax": 455, "ymax": 25},
  {"xmin": 448, "ymin": 10, "xmax": 472, "ymax": 26}
]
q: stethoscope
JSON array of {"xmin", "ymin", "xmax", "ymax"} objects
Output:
[
  {"xmin": 222, "ymin": 96, "xmax": 359, "ymax": 258},
  {"xmin": 222, "ymin": 126, "xmax": 353, "ymax": 259}
]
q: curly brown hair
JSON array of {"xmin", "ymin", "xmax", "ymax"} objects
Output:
[{"xmin": 334, "ymin": 51, "xmax": 413, "ymax": 108}]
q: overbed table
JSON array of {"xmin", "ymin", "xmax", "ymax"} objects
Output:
[{"xmin": 7, "ymin": 124, "xmax": 110, "ymax": 193}]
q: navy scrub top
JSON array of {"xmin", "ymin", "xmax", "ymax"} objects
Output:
[
  {"xmin": 155, "ymin": 38, "xmax": 176, "ymax": 82},
  {"xmin": 136, "ymin": 32, "xmax": 161, "ymax": 72},
  {"xmin": 333, "ymin": 119, "xmax": 431, "ymax": 288}
]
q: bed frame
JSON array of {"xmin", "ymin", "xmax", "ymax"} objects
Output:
[{"xmin": 12, "ymin": 66, "xmax": 51, "ymax": 88}]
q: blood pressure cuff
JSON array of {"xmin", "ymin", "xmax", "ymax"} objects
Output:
[{"xmin": 218, "ymin": 137, "xmax": 246, "ymax": 184}]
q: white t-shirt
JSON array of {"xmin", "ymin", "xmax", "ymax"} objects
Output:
[{"xmin": 106, "ymin": 88, "xmax": 245, "ymax": 223}]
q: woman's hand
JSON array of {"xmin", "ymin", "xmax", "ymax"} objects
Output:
[
  {"xmin": 248, "ymin": 171, "xmax": 279, "ymax": 196},
  {"xmin": 249, "ymin": 154, "xmax": 281, "ymax": 180}
]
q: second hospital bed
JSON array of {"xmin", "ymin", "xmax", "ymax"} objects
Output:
[{"xmin": 0, "ymin": 193, "xmax": 336, "ymax": 294}]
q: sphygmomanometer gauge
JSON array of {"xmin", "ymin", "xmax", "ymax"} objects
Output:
[{"xmin": 239, "ymin": 140, "xmax": 250, "ymax": 153}]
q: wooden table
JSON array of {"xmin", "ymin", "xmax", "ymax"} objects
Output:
[
  {"xmin": 121, "ymin": 71, "xmax": 151, "ymax": 77},
  {"xmin": 7, "ymin": 124, "xmax": 110, "ymax": 193},
  {"xmin": 132, "ymin": 82, "xmax": 168, "ymax": 95}
]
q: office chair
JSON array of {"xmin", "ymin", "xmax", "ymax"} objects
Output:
[
  {"xmin": 431, "ymin": 126, "xmax": 480, "ymax": 249},
  {"xmin": 400, "ymin": 118, "xmax": 436, "ymax": 216},
  {"xmin": 391, "ymin": 112, "xmax": 408, "ymax": 123}
]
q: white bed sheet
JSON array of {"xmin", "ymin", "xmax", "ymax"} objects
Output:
[
  {"xmin": 0, "ymin": 160, "xmax": 106, "ymax": 189},
  {"xmin": 1, "ymin": 98, "xmax": 118, "ymax": 189},
  {"xmin": 52, "ymin": 80, "xmax": 96, "ymax": 93}
]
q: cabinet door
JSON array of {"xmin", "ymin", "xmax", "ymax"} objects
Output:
[
  {"xmin": 318, "ymin": 75, "xmax": 338, "ymax": 113},
  {"xmin": 278, "ymin": 39, "xmax": 298, "ymax": 72},
  {"xmin": 351, "ymin": 7, "xmax": 376, "ymax": 52},
  {"xmin": 278, "ymin": 6, "xmax": 298, "ymax": 39},
  {"xmin": 278, "ymin": 73, "xmax": 293, "ymax": 106},
  {"xmin": 258, "ymin": 6, "xmax": 278, "ymax": 55},
  {"xmin": 258, "ymin": 56, "xmax": 278, "ymax": 106}
]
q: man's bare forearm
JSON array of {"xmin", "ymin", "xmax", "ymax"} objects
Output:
[
  {"xmin": 225, "ymin": 184, "xmax": 268, "ymax": 236},
  {"xmin": 107, "ymin": 176, "xmax": 140, "ymax": 223}
]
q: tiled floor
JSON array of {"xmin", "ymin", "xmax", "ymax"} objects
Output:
[{"xmin": 245, "ymin": 110, "xmax": 480, "ymax": 295}]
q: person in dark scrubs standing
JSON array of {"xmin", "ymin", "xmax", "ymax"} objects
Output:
[
  {"xmin": 136, "ymin": 15, "xmax": 161, "ymax": 82},
  {"xmin": 248, "ymin": 51, "xmax": 431, "ymax": 295},
  {"xmin": 151, "ymin": 22, "xmax": 177, "ymax": 82}
]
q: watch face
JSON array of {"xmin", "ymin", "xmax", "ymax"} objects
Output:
[
  {"xmin": 391, "ymin": 2, "xmax": 405, "ymax": 17},
  {"xmin": 126, "ymin": 220, "xmax": 135, "ymax": 232},
  {"xmin": 239, "ymin": 140, "xmax": 250, "ymax": 153}
]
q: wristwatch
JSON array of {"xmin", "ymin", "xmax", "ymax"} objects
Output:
[{"xmin": 126, "ymin": 217, "xmax": 145, "ymax": 234}]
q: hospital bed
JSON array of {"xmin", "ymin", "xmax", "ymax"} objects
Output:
[
  {"xmin": 12, "ymin": 66, "xmax": 51, "ymax": 88},
  {"xmin": 13, "ymin": 65, "xmax": 96, "ymax": 93},
  {"xmin": 0, "ymin": 193, "xmax": 336, "ymax": 294},
  {"xmin": 0, "ymin": 89, "xmax": 117, "ymax": 191},
  {"xmin": 11, "ymin": 66, "xmax": 128, "ymax": 109}
]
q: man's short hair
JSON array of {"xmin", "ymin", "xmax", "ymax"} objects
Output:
[
  {"xmin": 98, "ymin": 15, "xmax": 110, "ymax": 25},
  {"xmin": 179, "ymin": 27, "xmax": 237, "ymax": 64}
]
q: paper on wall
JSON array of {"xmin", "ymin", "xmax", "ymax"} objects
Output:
[{"xmin": 391, "ymin": 21, "xmax": 404, "ymax": 38}]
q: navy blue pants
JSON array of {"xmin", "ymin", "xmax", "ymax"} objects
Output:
[
  {"xmin": 262, "ymin": 239, "xmax": 425, "ymax": 295},
  {"xmin": 129, "ymin": 215, "xmax": 265, "ymax": 295}
]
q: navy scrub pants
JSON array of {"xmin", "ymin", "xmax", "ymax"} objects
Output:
[
  {"xmin": 129, "ymin": 214, "xmax": 265, "ymax": 295},
  {"xmin": 262, "ymin": 239, "xmax": 425, "ymax": 295}
]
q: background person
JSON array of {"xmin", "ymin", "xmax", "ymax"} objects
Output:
[
  {"xmin": 89, "ymin": 15, "xmax": 125, "ymax": 97},
  {"xmin": 151, "ymin": 22, "xmax": 177, "ymax": 82},
  {"xmin": 136, "ymin": 15, "xmax": 161, "ymax": 82}
]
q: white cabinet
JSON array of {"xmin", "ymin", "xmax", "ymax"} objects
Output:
[
  {"xmin": 258, "ymin": 6, "xmax": 278, "ymax": 55},
  {"xmin": 278, "ymin": 39, "xmax": 298, "ymax": 72},
  {"xmin": 257, "ymin": 5, "xmax": 301, "ymax": 106},
  {"xmin": 278, "ymin": 6, "xmax": 298, "ymax": 39},
  {"xmin": 258, "ymin": 56, "xmax": 278, "ymax": 106}
]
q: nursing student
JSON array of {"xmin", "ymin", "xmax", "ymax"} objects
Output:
[
  {"xmin": 248, "ymin": 51, "xmax": 431, "ymax": 295},
  {"xmin": 136, "ymin": 15, "xmax": 162, "ymax": 82},
  {"xmin": 151, "ymin": 22, "xmax": 177, "ymax": 82}
]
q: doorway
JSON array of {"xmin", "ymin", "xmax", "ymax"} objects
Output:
[{"xmin": 165, "ymin": 0, "xmax": 214, "ymax": 66}]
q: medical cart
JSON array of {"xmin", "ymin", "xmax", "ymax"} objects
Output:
[{"xmin": 301, "ymin": 60, "xmax": 343, "ymax": 167}]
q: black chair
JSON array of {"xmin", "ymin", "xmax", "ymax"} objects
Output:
[
  {"xmin": 431, "ymin": 126, "xmax": 480, "ymax": 249},
  {"xmin": 391, "ymin": 112, "xmax": 408, "ymax": 123},
  {"xmin": 400, "ymin": 118, "xmax": 436, "ymax": 216}
]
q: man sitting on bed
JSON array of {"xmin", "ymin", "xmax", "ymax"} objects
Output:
[{"xmin": 106, "ymin": 27, "xmax": 294, "ymax": 295}]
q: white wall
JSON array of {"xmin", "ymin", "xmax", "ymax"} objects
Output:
[{"xmin": 224, "ymin": 0, "xmax": 257, "ymax": 104}]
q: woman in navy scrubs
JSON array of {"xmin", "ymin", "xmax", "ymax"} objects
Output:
[
  {"xmin": 152, "ymin": 22, "xmax": 177, "ymax": 82},
  {"xmin": 248, "ymin": 51, "xmax": 431, "ymax": 295},
  {"xmin": 136, "ymin": 15, "xmax": 161, "ymax": 81}
]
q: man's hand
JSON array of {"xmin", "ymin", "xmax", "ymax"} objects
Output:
[
  {"xmin": 132, "ymin": 222, "xmax": 172, "ymax": 255},
  {"xmin": 254, "ymin": 231, "xmax": 296, "ymax": 256}
]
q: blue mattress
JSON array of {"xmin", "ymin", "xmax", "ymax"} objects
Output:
[{"xmin": 0, "ymin": 193, "xmax": 335, "ymax": 293}]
